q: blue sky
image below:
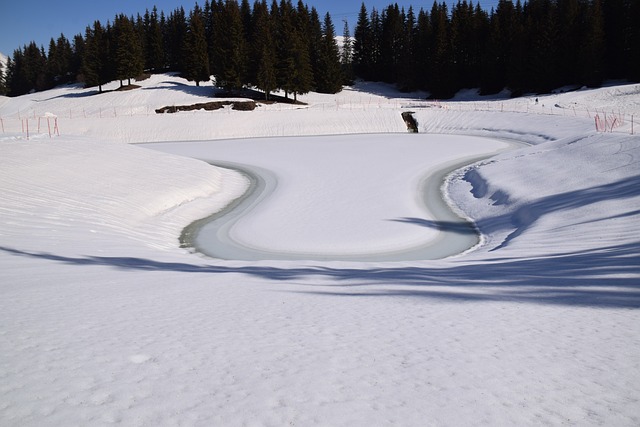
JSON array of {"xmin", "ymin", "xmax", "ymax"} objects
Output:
[{"xmin": 1, "ymin": 0, "xmax": 500, "ymax": 56}]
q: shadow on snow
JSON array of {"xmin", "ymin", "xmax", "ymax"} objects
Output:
[{"xmin": 2, "ymin": 241, "xmax": 639, "ymax": 309}]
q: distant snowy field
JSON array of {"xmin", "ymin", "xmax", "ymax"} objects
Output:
[{"xmin": 1, "ymin": 74, "xmax": 639, "ymax": 426}]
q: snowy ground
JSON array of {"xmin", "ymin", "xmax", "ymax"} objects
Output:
[{"xmin": 1, "ymin": 75, "xmax": 639, "ymax": 426}]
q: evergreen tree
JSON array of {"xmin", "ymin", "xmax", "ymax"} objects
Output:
[
  {"xmin": 289, "ymin": 1, "xmax": 314, "ymax": 100},
  {"xmin": 134, "ymin": 13, "xmax": 147, "ymax": 66},
  {"xmin": 273, "ymin": 0, "xmax": 312, "ymax": 100},
  {"xmin": 113, "ymin": 14, "xmax": 144, "ymax": 86},
  {"xmin": 316, "ymin": 12, "xmax": 343, "ymax": 93},
  {"xmin": 626, "ymin": 0, "xmax": 640, "ymax": 81},
  {"xmin": 579, "ymin": 0, "xmax": 605, "ymax": 87},
  {"xmin": 45, "ymin": 38, "xmax": 58, "ymax": 88},
  {"xmin": 397, "ymin": 6, "xmax": 418, "ymax": 91},
  {"xmin": 82, "ymin": 21, "xmax": 112, "ymax": 92},
  {"xmin": 46, "ymin": 34, "xmax": 73, "ymax": 86},
  {"xmin": 429, "ymin": 2, "xmax": 455, "ymax": 98},
  {"xmin": 353, "ymin": 3, "xmax": 372, "ymax": 80},
  {"xmin": 5, "ymin": 57, "xmax": 19, "ymax": 96},
  {"xmin": 557, "ymin": 0, "xmax": 582, "ymax": 86},
  {"xmin": 341, "ymin": 19, "xmax": 355, "ymax": 84},
  {"xmin": 471, "ymin": 2, "xmax": 491, "ymax": 90},
  {"xmin": 2, "ymin": 0, "xmax": 637, "ymax": 98},
  {"xmin": 505, "ymin": 0, "xmax": 527, "ymax": 95},
  {"xmin": 183, "ymin": 4, "xmax": 210, "ymax": 86},
  {"xmin": 251, "ymin": 0, "xmax": 277, "ymax": 99},
  {"xmin": 451, "ymin": 1, "xmax": 475, "ymax": 89},
  {"xmin": 240, "ymin": 0, "xmax": 253, "ymax": 38},
  {"xmin": 31, "ymin": 43, "xmax": 49, "ymax": 92},
  {"xmin": 82, "ymin": 26, "xmax": 100, "ymax": 89},
  {"xmin": 601, "ymin": 0, "xmax": 624, "ymax": 78},
  {"xmin": 9, "ymin": 42, "xmax": 49, "ymax": 94},
  {"xmin": 380, "ymin": 4, "xmax": 404, "ymax": 84},
  {"xmin": 414, "ymin": 8, "xmax": 432, "ymax": 91},
  {"xmin": 70, "ymin": 33, "xmax": 85, "ymax": 80},
  {"xmin": 308, "ymin": 7, "xmax": 324, "ymax": 90},
  {"xmin": 166, "ymin": 7, "xmax": 188, "ymax": 72},
  {"xmin": 212, "ymin": 0, "xmax": 248, "ymax": 91},
  {"xmin": 144, "ymin": 7, "xmax": 165, "ymax": 72},
  {"xmin": 369, "ymin": 7, "xmax": 383, "ymax": 80},
  {"xmin": 525, "ymin": 0, "xmax": 560, "ymax": 93}
]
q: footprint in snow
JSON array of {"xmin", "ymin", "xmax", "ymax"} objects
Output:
[{"xmin": 129, "ymin": 354, "xmax": 152, "ymax": 364}]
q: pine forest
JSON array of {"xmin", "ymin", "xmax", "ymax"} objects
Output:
[{"xmin": 1, "ymin": 0, "xmax": 639, "ymax": 99}]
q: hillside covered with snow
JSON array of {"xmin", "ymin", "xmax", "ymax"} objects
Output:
[{"xmin": 1, "ymin": 75, "xmax": 639, "ymax": 426}]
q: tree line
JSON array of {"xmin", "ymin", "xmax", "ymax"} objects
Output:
[
  {"xmin": 353, "ymin": 0, "xmax": 639, "ymax": 98},
  {"xmin": 1, "ymin": 0, "xmax": 343, "ymax": 100},
  {"xmin": 1, "ymin": 0, "xmax": 638, "ymax": 99}
]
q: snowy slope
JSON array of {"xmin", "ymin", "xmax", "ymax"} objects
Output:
[{"xmin": 1, "ymin": 76, "xmax": 639, "ymax": 426}]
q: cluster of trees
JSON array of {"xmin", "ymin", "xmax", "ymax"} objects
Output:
[
  {"xmin": 1, "ymin": 0, "xmax": 344, "ymax": 100},
  {"xmin": 2, "ymin": 0, "xmax": 638, "ymax": 99},
  {"xmin": 354, "ymin": 0, "xmax": 640, "ymax": 98}
]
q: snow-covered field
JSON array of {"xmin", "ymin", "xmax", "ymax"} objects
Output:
[{"xmin": 1, "ymin": 74, "xmax": 639, "ymax": 426}]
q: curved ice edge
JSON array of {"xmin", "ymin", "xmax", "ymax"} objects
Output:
[{"xmin": 180, "ymin": 150, "xmax": 517, "ymax": 262}]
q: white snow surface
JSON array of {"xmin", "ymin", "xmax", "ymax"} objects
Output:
[{"xmin": 1, "ymin": 74, "xmax": 639, "ymax": 426}]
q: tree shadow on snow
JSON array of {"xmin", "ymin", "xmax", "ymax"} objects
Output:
[
  {"xmin": 2, "ymin": 172, "xmax": 639, "ymax": 309},
  {"xmin": 141, "ymin": 80, "xmax": 216, "ymax": 98},
  {"xmin": 390, "ymin": 217, "xmax": 477, "ymax": 235},
  {"xmin": 2, "ymin": 241, "xmax": 639, "ymax": 309}
]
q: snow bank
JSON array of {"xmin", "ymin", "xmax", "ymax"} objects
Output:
[
  {"xmin": 0, "ymin": 137, "xmax": 247, "ymax": 255},
  {"xmin": 448, "ymin": 132, "xmax": 640, "ymax": 259}
]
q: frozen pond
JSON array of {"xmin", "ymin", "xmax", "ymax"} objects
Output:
[{"xmin": 147, "ymin": 134, "xmax": 517, "ymax": 261}]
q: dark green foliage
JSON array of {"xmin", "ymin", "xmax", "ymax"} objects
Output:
[
  {"xmin": 428, "ymin": 2, "xmax": 456, "ymax": 98},
  {"xmin": 315, "ymin": 13, "xmax": 343, "ymax": 93},
  {"xmin": 166, "ymin": 7, "xmax": 188, "ymax": 72},
  {"xmin": 46, "ymin": 34, "xmax": 73, "ymax": 86},
  {"xmin": 212, "ymin": 0, "xmax": 249, "ymax": 92},
  {"xmin": 3, "ymin": 0, "xmax": 636, "ymax": 99},
  {"xmin": 341, "ymin": 19, "xmax": 355, "ymax": 85},
  {"xmin": 354, "ymin": 3, "xmax": 373, "ymax": 80},
  {"xmin": 626, "ymin": 0, "xmax": 640, "ymax": 81},
  {"xmin": 82, "ymin": 22, "xmax": 106, "ymax": 91},
  {"xmin": 308, "ymin": 8, "xmax": 324, "ymax": 90},
  {"xmin": 183, "ymin": 5, "xmax": 210, "ymax": 86},
  {"xmin": 144, "ymin": 7, "xmax": 165, "ymax": 72},
  {"xmin": 272, "ymin": 0, "xmax": 313, "ymax": 100},
  {"xmin": 348, "ymin": 0, "xmax": 638, "ymax": 98},
  {"xmin": 380, "ymin": 4, "xmax": 404, "ymax": 84},
  {"xmin": 7, "ymin": 42, "xmax": 48, "ymax": 96},
  {"xmin": 113, "ymin": 14, "xmax": 144, "ymax": 86},
  {"xmin": 251, "ymin": 0, "xmax": 277, "ymax": 99}
]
